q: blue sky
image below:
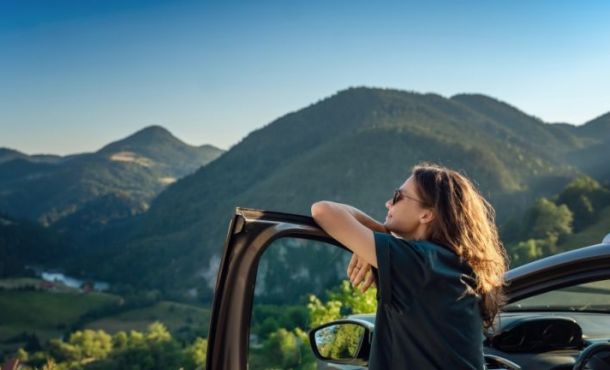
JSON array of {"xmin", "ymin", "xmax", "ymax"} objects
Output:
[{"xmin": 1, "ymin": 0, "xmax": 609, "ymax": 155}]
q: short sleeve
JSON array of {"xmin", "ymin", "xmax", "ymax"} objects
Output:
[{"xmin": 373, "ymin": 232, "xmax": 429, "ymax": 307}]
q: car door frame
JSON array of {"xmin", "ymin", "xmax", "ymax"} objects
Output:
[
  {"xmin": 206, "ymin": 208, "xmax": 346, "ymax": 370},
  {"xmin": 205, "ymin": 207, "xmax": 610, "ymax": 370}
]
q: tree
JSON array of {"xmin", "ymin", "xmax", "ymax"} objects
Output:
[
  {"xmin": 16, "ymin": 348, "xmax": 29, "ymax": 361},
  {"xmin": 41, "ymin": 358, "xmax": 59, "ymax": 370},
  {"xmin": 183, "ymin": 337, "xmax": 207, "ymax": 370},
  {"xmin": 145, "ymin": 322, "xmax": 171, "ymax": 343},
  {"xmin": 556, "ymin": 176, "xmax": 604, "ymax": 231},
  {"xmin": 260, "ymin": 328, "xmax": 315, "ymax": 370},
  {"xmin": 48, "ymin": 338, "xmax": 82, "ymax": 363},
  {"xmin": 68, "ymin": 329, "xmax": 113, "ymax": 360},
  {"xmin": 328, "ymin": 280, "xmax": 377, "ymax": 315},
  {"xmin": 510, "ymin": 235, "xmax": 559, "ymax": 266},
  {"xmin": 529, "ymin": 198, "xmax": 573, "ymax": 239},
  {"xmin": 108, "ymin": 323, "xmax": 183, "ymax": 370},
  {"xmin": 308, "ymin": 279, "xmax": 377, "ymax": 328},
  {"xmin": 307, "ymin": 295, "xmax": 342, "ymax": 328}
]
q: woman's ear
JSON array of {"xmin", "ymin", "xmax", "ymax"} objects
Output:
[{"xmin": 419, "ymin": 209, "xmax": 436, "ymax": 224}]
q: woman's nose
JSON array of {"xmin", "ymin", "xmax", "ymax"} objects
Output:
[{"xmin": 385, "ymin": 199, "xmax": 392, "ymax": 209}]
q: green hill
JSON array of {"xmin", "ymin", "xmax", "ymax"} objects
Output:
[
  {"xmin": 0, "ymin": 126, "xmax": 223, "ymax": 235},
  {"xmin": 0, "ymin": 214, "xmax": 72, "ymax": 277},
  {"xmin": 85, "ymin": 87, "xmax": 608, "ymax": 300},
  {"xmin": 567, "ymin": 113, "xmax": 610, "ymax": 182}
]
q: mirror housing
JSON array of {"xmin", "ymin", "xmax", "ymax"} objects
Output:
[{"xmin": 308, "ymin": 319, "xmax": 374, "ymax": 366}]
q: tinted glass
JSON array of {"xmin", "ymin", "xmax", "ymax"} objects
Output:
[
  {"xmin": 248, "ymin": 237, "xmax": 352, "ymax": 370},
  {"xmin": 505, "ymin": 279, "xmax": 610, "ymax": 312}
]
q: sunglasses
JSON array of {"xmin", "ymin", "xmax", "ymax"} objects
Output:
[{"xmin": 392, "ymin": 189, "xmax": 424, "ymax": 206}]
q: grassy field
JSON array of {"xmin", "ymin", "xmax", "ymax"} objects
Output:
[
  {"xmin": 0, "ymin": 290, "xmax": 121, "ymax": 335},
  {"xmin": 0, "ymin": 284, "xmax": 211, "ymax": 359},
  {"xmin": 85, "ymin": 301, "xmax": 211, "ymax": 337},
  {"xmin": 0, "ymin": 288, "xmax": 122, "ymax": 358}
]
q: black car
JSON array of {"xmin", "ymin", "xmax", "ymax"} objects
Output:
[{"xmin": 206, "ymin": 208, "xmax": 610, "ymax": 370}]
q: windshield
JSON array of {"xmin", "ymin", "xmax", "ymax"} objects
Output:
[{"xmin": 505, "ymin": 279, "xmax": 610, "ymax": 313}]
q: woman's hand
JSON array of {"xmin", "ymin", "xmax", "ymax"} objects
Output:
[{"xmin": 347, "ymin": 253, "xmax": 376, "ymax": 293}]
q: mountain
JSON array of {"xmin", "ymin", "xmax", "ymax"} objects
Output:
[
  {"xmin": 0, "ymin": 126, "xmax": 224, "ymax": 234},
  {"xmin": 88, "ymin": 87, "xmax": 609, "ymax": 301},
  {"xmin": 565, "ymin": 112, "xmax": 610, "ymax": 181},
  {"xmin": 0, "ymin": 148, "xmax": 65, "ymax": 165},
  {"xmin": 450, "ymin": 94, "xmax": 585, "ymax": 155},
  {"xmin": 0, "ymin": 148, "xmax": 29, "ymax": 164},
  {"xmin": 577, "ymin": 111, "xmax": 610, "ymax": 141},
  {"xmin": 0, "ymin": 213, "xmax": 72, "ymax": 277},
  {"xmin": 97, "ymin": 126, "xmax": 222, "ymax": 179}
]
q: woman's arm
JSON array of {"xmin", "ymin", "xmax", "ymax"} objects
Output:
[
  {"xmin": 343, "ymin": 204, "xmax": 388, "ymax": 233},
  {"xmin": 311, "ymin": 201, "xmax": 383, "ymax": 268}
]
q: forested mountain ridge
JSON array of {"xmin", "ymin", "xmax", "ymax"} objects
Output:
[
  {"xmin": 90, "ymin": 87, "xmax": 609, "ymax": 299},
  {"xmin": 0, "ymin": 126, "xmax": 223, "ymax": 233},
  {"xmin": 0, "ymin": 213, "xmax": 72, "ymax": 277},
  {"xmin": 576, "ymin": 111, "xmax": 610, "ymax": 140}
]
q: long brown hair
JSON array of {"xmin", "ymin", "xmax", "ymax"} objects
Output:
[{"xmin": 411, "ymin": 163, "xmax": 508, "ymax": 329}]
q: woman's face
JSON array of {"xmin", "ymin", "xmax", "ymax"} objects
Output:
[{"xmin": 384, "ymin": 176, "xmax": 434, "ymax": 239}]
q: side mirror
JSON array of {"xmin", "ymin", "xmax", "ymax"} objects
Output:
[{"xmin": 308, "ymin": 319, "xmax": 374, "ymax": 366}]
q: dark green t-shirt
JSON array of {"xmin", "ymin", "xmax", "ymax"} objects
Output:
[{"xmin": 368, "ymin": 232, "xmax": 485, "ymax": 370}]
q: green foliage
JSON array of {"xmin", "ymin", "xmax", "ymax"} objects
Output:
[
  {"xmin": 264, "ymin": 329, "xmax": 300, "ymax": 368},
  {"xmin": 316, "ymin": 324, "xmax": 364, "ymax": 360},
  {"xmin": 16, "ymin": 347, "xmax": 28, "ymax": 361},
  {"xmin": 328, "ymin": 280, "xmax": 378, "ymax": 315},
  {"xmin": 144, "ymin": 322, "xmax": 171, "ymax": 343},
  {"xmin": 41, "ymin": 358, "xmax": 59, "ymax": 370},
  {"xmin": 19, "ymin": 322, "xmax": 186, "ymax": 370},
  {"xmin": 183, "ymin": 337, "xmax": 207, "ymax": 370},
  {"xmin": 251, "ymin": 305, "xmax": 308, "ymax": 339},
  {"xmin": 47, "ymin": 330, "xmax": 112, "ymax": 364},
  {"xmin": 249, "ymin": 279, "xmax": 376, "ymax": 370},
  {"xmin": 307, "ymin": 295, "xmax": 342, "ymax": 328},
  {"xmin": 69, "ymin": 330, "xmax": 113, "ymax": 359},
  {"xmin": 510, "ymin": 235, "xmax": 559, "ymax": 266},
  {"xmin": 0, "ymin": 214, "xmax": 71, "ymax": 277},
  {"xmin": 506, "ymin": 196, "xmax": 572, "ymax": 265},
  {"xmin": 307, "ymin": 280, "xmax": 377, "ymax": 328},
  {"xmin": 528, "ymin": 198, "xmax": 573, "ymax": 239},
  {"xmin": 506, "ymin": 177, "xmax": 610, "ymax": 265},
  {"xmin": 254, "ymin": 327, "xmax": 315, "ymax": 370},
  {"xmin": 556, "ymin": 176, "xmax": 610, "ymax": 231}
]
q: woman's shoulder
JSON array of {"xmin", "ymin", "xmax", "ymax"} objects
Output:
[{"xmin": 375, "ymin": 232, "xmax": 443, "ymax": 255}]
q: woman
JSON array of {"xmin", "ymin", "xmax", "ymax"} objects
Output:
[{"xmin": 311, "ymin": 163, "xmax": 508, "ymax": 370}]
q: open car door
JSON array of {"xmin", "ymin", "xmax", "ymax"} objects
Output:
[
  {"xmin": 205, "ymin": 208, "xmax": 343, "ymax": 370},
  {"xmin": 206, "ymin": 208, "xmax": 610, "ymax": 370}
]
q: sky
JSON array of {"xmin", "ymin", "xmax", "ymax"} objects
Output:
[{"xmin": 1, "ymin": 0, "xmax": 609, "ymax": 155}]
